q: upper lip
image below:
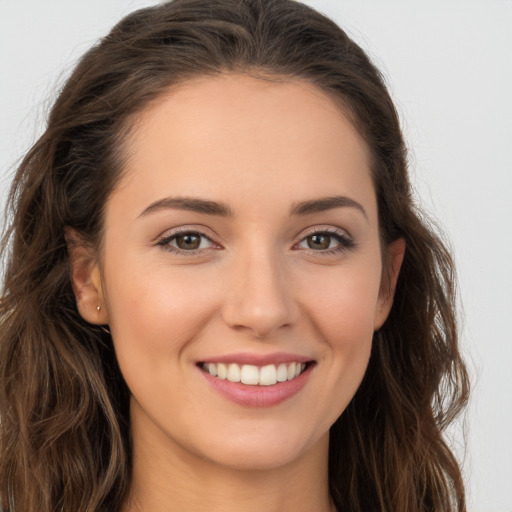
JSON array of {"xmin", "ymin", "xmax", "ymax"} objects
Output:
[{"xmin": 198, "ymin": 352, "xmax": 313, "ymax": 366}]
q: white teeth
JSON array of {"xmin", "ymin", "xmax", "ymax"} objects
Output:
[
  {"xmin": 241, "ymin": 364, "xmax": 259, "ymax": 385},
  {"xmin": 202, "ymin": 361, "xmax": 308, "ymax": 386},
  {"xmin": 276, "ymin": 363, "xmax": 288, "ymax": 382},
  {"xmin": 217, "ymin": 363, "xmax": 227, "ymax": 380},
  {"xmin": 227, "ymin": 363, "xmax": 241, "ymax": 383},
  {"xmin": 259, "ymin": 364, "xmax": 277, "ymax": 386}
]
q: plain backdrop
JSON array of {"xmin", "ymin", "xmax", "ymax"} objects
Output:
[{"xmin": 1, "ymin": 1, "xmax": 511, "ymax": 511}]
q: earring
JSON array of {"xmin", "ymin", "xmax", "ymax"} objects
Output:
[{"xmin": 97, "ymin": 305, "xmax": 101, "ymax": 312}]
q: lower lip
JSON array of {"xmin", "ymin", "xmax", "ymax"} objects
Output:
[{"xmin": 199, "ymin": 365, "xmax": 313, "ymax": 407}]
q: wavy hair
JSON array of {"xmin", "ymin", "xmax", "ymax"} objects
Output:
[{"xmin": 0, "ymin": 0, "xmax": 469, "ymax": 510}]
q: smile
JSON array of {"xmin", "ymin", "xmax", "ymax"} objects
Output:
[{"xmin": 200, "ymin": 362, "xmax": 308, "ymax": 386}]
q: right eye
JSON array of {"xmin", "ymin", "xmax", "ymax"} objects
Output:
[{"xmin": 157, "ymin": 231, "xmax": 217, "ymax": 254}]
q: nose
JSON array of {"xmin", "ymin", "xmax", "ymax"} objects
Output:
[{"xmin": 221, "ymin": 247, "xmax": 297, "ymax": 339}]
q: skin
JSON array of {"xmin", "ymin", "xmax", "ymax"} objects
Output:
[{"xmin": 70, "ymin": 74, "xmax": 404, "ymax": 512}]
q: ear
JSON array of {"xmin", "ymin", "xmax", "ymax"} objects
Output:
[
  {"xmin": 65, "ymin": 228, "xmax": 109, "ymax": 325},
  {"xmin": 374, "ymin": 237, "xmax": 406, "ymax": 330}
]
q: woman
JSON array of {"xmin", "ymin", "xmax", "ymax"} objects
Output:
[{"xmin": 0, "ymin": 0, "xmax": 469, "ymax": 510}]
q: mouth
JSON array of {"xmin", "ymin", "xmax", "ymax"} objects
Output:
[{"xmin": 198, "ymin": 361, "xmax": 312, "ymax": 386}]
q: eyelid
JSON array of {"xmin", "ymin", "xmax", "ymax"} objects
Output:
[
  {"xmin": 154, "ymin": 224, "xmax": 220, "ymax": 243},
  {"xmin": 298, "ymin": 225, "xmax": 351, "ymax": 238},
  {"xmin": 293, "ymin": 225, "xmax": 355, "ymax": 253},
  {"xmin": 154, "ymin": 224, "xmax": 355, "ymax": 256},
  {"xmin": 155, "ymin": 226, "xmax": 222, "ymax": 254}
]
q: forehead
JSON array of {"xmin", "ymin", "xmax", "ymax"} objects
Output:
[{"xmin": 113, "ymin": 73, "xmax": 375, "ymax": 219}]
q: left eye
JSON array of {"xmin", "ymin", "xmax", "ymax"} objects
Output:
[{"xmin": 297, "ymin": 232, "xmax": 349, "ymax": 251}]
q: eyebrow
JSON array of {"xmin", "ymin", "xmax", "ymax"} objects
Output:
[
  {"xmin": 138, "ymin": 196, "xmax": 234, "ymax": 218},
  {"xmin": 291, "ymin": 196, "xmax": 367, "ymax": 219},
  {"xmin": 138, "ymin": 194, "xmax": 367, "ymax": 219}
]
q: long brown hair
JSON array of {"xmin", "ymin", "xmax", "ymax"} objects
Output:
[{"xmin": 0, "ymin": 0, "xmax": 469, "ymax": 510}]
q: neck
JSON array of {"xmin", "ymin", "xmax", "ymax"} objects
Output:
[{"xmin": 123, "ymin": 414, "xmax": 334, "ymax": 512}]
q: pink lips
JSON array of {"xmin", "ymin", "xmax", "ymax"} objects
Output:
[{"xmin": 198, "ymin": 352, "xmax": 314, "ymax": 407}]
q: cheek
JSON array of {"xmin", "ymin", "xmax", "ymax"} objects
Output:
[
  {"xmin": 290, "ymin": 262, "xmax": 381, "ymax": 434},
  {"xmin": 301, "ymin": 260, "xmax": 382, "ymax": 345},
  {"xmin": 103, "ymin": 256, "xmax": 220, "ymax": 368},
  {"xmin": 298, "ymin": 258, "xmax": 381, "ymax": 401}
]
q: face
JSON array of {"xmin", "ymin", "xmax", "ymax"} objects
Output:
[{"xmin": 74, "ymin": 74, "xmax": 403, "ymax": 472}]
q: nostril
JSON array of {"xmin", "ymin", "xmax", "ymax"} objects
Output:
[{"xmin": 220, "ymin": 267, "xmax": 297, "ymax": 338}]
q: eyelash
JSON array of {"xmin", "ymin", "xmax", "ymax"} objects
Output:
[
  {"xmin": 156, "ymin": 228, "xmax": 219, "ymax": 256},
  {"xmin": 295, "ymin": 228, "xmax": 355, "ymax": 255},
  {"xmin": 156, "ymin": 227, "xmax": 355, "ymax": 256}
]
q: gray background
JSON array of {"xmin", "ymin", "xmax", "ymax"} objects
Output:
[{"xmin": 1, "ymin": 1, "xmax": 511, "ymax": 510}]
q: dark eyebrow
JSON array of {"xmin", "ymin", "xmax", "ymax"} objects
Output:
[
  {"xmin": 138, "ymin": 195, "xmax": 365, "ymax": 219},
  {"xmin": 138, "ymin": 196, "xmax": 234, "ymax": 218},
  {"xmin": 291, "ymin": 196, "xmax": 367, "ymax": 219}
]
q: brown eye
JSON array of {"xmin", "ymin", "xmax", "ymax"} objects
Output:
[
  {"xmin": 157, "ymin": 230, "xmax": 217, "ymax": 254},
  {"xmin": 296, "ymin": 230, "xmax": 354, "ymax": 254},
  {"xmin": 306, "ymin": 234, "xmax": 331, "ymax": 250},
  {"xmin": 175, "ymin": 233, "xmax": 201, "ymax": 250}
]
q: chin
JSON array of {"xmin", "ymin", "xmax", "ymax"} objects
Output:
[{"xmin": 190, "ymin": 423, "xmax": 329, "ymax": 472}]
